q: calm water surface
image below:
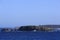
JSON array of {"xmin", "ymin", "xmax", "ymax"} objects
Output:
[{"xmin": 0, "ymin": 32, "xmax": 60, "ymax": 40}]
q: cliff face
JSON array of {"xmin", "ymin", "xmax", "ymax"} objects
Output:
[
  {"xmin": 18, "ymin": 26, "xmax": 36, "ymax": 31},
  {"xmin": 17, "ymin": 26, "xmax": 53, "ymax": 31}
]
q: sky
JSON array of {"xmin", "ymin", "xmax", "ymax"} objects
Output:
[{"xmin": 0, "ymin": 0, "xmax": 60, "ymax": 28}]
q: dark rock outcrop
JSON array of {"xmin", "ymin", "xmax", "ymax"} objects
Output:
[
  {"xmin": 17, "ymin": 25, "xmax": 54, "ymax": 32},
  {"xmin": 18, "ymin": 26, "xmax": 36, "ymax": 31}
]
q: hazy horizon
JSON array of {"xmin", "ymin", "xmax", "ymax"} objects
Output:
[{"xmin": 0, "ymin": 0, "xmax": 60, "ymax": 28}]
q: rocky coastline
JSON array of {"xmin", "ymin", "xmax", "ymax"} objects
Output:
[{"xmin": 0, "ymin": 25, "xmax": 60, "ymax": 32}]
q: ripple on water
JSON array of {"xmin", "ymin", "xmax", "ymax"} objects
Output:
[{"xmin": 0, "ymin": 32, "xmax": 60, "ymax": 40}]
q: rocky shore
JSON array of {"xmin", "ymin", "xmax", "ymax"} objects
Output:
[{"xmin": 0, "ymin": 25, "xmax": 60, "ymax": 32}]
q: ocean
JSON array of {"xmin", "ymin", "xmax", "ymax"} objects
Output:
[{"xmin": 0, "ymin": 32, "xmax": 60, "ymax": 40}]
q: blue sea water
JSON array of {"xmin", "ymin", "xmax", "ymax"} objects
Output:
[{"xmin": 0, "ymin": 32, "xmax": 60, "ymax": 40}]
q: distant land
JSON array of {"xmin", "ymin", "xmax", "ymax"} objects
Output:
[{"xmin": 0, "ymin": 25, "xmax": 60, "ymax": 32}]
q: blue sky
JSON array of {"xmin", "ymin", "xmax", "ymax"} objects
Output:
[{"xmin": 0, "ymin": 0, "xmax": 60, "ymax": 28}]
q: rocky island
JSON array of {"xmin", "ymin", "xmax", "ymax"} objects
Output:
[{"xmin": 0, "ymin": 25, "xmax": 60, "ymax": 32}]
